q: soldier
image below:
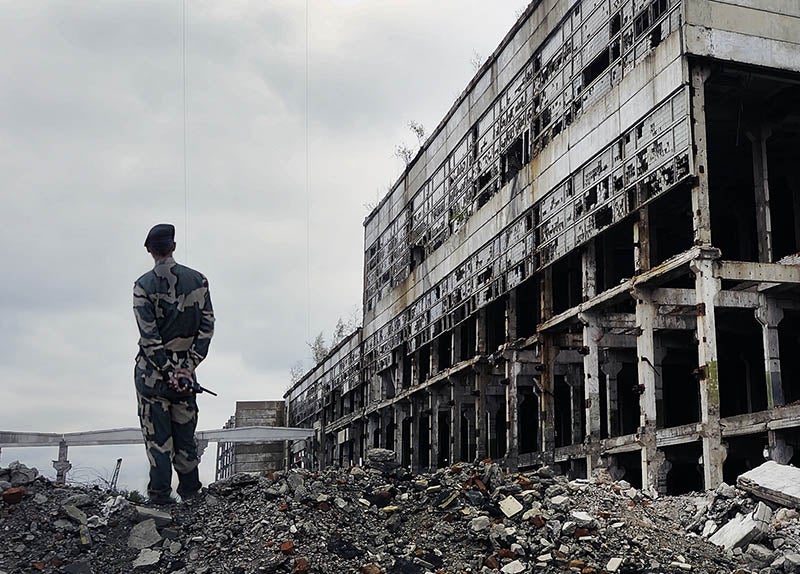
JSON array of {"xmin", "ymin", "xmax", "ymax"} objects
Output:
[{"xmin": 133, "ymin": 223, "xmax": 215, "ymax": 504}]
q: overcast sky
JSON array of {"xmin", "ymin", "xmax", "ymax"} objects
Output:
[{"xmin": 0, "ymin": 1, "xmax": 526, "ymax": 492}]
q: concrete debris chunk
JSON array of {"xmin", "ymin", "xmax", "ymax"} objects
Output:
[
  {"xmin": 499, "ymin": 495, "xmax": 523, "ymax": 518},
  {"xmin": 606, "ymin": 557, "xmax": 623, "ymax": 572},
  {"xmin": 737, "ymin": 461, "xmax": 800, "ymax": 509},
  {"xmin": 132, "ymin": 548, "xmax": 161, "ymax": 569},
  {"xmin": 134, "ymin": 505, "xmax": 172, "ymax": 526},
  {"xmin": 709, "ymin": 502, "xmax": 772, "ymax": 550},
  {"xmin": 128, "ymin": 518, "xmax": 162, "ymax": 549},
  {"xmin": 500, "ymin": 559, "xmax": 526, "ymax": 573}
]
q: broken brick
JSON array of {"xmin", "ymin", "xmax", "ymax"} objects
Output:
[
  {"xmin": 2, "ymin": 486, "xmax": 25, "ymax": 505},
  {"xmin": 280, "ymin": 540, "xmax": 295, "ymax": 555}
]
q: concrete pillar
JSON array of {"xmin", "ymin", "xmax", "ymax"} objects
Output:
[
  {"xmin": 748, "ymin": 125, "xmax": 774, "ymax": 263},
  {"xmin": 474, "ymin": 365, "xmax": 489, "ymax": 460},
  {"xmin": 756, "ymin": 295, "xmax": 785, "ymax": 408},
  {"xmin": 507, "ymin": 289, "xmax": 518, "ymax": 341},
  {"xmin": 601, "ymin": 360, "xmax": 623, "ymax": 437},
  {"xmin": 431, "ymin": 339, "xmax": 440, "ymax": 377},
  {"xmin": 53, "ymin": 440, "xmax": 71, "ymax": 486},
  {"xmin": 477, "ymin": 308, "xmax": 488, "ymax": 355},
  {"xmin": 691, "ymin": 256, "xmax": 725, "ymax": 490},
  {"xmin": 690, "ymin": 65, "xmax": 713, "ymax": 247},
  {"xmin": 451, "ymin": 378, "xmax": 463, "ymax": 463},
  {"xmin": 634, "ymin": 289, "xmax": 662, "ymax": 492},
  {"xmin": 430, "ymin": 390, "xmax": 440, "ymax": 470},
  {"xmin": 768, "ymin": 431, "xmax": 794, "ymax": 465},
  {"xmin": 654, "ymin": 343, "xmax": 667, "ymax": 428},
  {"xmin": 452, "ymin": 325, "xmax": 463, "ymax": 365},
  {"xmin": 566, "ymin": 365, "xmax": 583, "ymax": 446},
  {"xmin": 635, "ymin": 206, "xmax": 651, "ymax": 274},
  {"xmin": 540, "ymin": 267, "xmax": 556, "ymax": 460},
  {"xmin": 581, "ymin": 314, "xmax": 602, "ymax": 472},
  {"xmin": 505, "ymin": 355, "xmax": 520, "ymax": 471}
]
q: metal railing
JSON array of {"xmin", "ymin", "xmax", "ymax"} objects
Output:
[{"xmin": 0, "ymin": 426, "xmax": 314, "ymax": 484}]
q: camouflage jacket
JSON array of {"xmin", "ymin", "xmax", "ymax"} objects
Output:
[{"xmin": 133, "ymin": 257, "xmax": 215, "ymax": 396}]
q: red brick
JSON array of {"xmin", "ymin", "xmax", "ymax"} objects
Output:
[{"xmin": 2, "ymin": 486, "xmax": 25, "ymax": 505}]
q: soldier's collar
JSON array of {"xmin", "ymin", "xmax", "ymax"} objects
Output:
[{"xmin": 154, "ymin": 256, "xmax": 175, "ymax": 267}]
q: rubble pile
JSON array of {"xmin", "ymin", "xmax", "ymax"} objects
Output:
[{"xmin": 2, "ymin": 455, "xmax": 800, "ymax": 574}]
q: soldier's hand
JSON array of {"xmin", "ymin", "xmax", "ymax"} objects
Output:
[{"xmin": 168, "ymin": 368, "xmax": 194, "ymax": 393}]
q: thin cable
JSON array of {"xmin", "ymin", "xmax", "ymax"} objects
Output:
[
  {"xmin": 183, "ymin": 0, "xmax": 189, "ymax": 262},
  {"xmin": 305, "ymin": 0, "xmax": 310, "ymax": 340}
]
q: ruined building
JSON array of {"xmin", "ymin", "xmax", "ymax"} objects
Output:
[
  {"xmin": 216, "ymin": 401, "xmax": 286, "ymax": 480},
  {"xmin": 284, "ymin": 0, "xmax": 800, "ymax": 494}
]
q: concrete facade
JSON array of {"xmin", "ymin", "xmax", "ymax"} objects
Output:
[
  {"xmin": 215, "ymin": 401, "xmax": 286, "ymax": 480},
  {"xmin": 285, "ymin": 0, "xmax": 800, "ymax": 494}
]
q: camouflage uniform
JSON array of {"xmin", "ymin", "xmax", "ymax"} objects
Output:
[{"xmin": 133, "ymin": 256, "xmax": 215, "ymax": 500}]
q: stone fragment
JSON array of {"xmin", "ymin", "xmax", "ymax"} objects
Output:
[
  {"xmin": 360, "ymin": 563, "xmax": 382, "ymax": 574},
  {"xmin": 549, "ymin": 495, "xmax": 569, "ymax": 511},
  {"xmin": 33, "ymin": 493, "xmax": 47, "ymax": 504},
  {"xmin": 294, "ymin": 557, "xmax": 308, "ymax": 573},
  {"xmin": 606, "ymin": 557, "xmax": 623, "ymax": 572},
  {"xmin": 64, "ymin": 494, "xmax": 94, "ymax": 507},
  {"xmin": 747, "ymin": 543, "xmax": 774, "ymax": 562},
  {"xmin": 78, "ymin": 525, "xmax": 92, "ymax": 547},
  {"xmin": 133, "ymin": 548, "xmax": 161, "ymax": 569},
  {"xmin": 784, "ymin": 553, "xmax": 800, "ymax": 574},
  {"xmin": 0, "ymin": 480, "xmax": 12, "ymax": 492},
  {"xmin": 709, "ymin": 502, "xmax": 772, "ymax": 550},
  {"xmin": 499, "ymin": 495, "xmax": 523, "ymax": 518},
  {"xmin": 135, "ymin": 506, "xmax": 172, "ymax": 526},
  {"xmin": 281, "ymin": 540, "xmax": 295, "ymax": 555},
  {"xmin": 63, "ymin": 505, "xmax": 88, "ymax": 525},
  {"xmin": 570, "ymin": 510, "xmax": 594, "ymax": 527},
  {"xmin": 470, "ymin": 516, "xmax": 491, "ymax": 532},
  {"xmin": 128, "ymin": 519, "xmax": 162, "ymax": 549},
  {"xmin": 701, "ymin": 520, "xmax": 717, "ymax": 537},
  {"xmin": 738, "ymin": 461, "xmax": 800, "ymax": 508},
  {"xmin": 63, "ymin": 561, "xmax": 92, "ymax": 574},
  {"xmin": 2, "ymin": 486, "xmax": 25, "ymax": 504},
  {"xmin": 501, "ymin": 560, "xmax": 526, "ymax": 573}
]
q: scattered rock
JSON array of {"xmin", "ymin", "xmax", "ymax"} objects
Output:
[{"xmin": 128, "ymin": 519, "xmax": 162, "ymax": 549}]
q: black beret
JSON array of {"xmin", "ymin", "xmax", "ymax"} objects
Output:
[{"xmin": 144, "ymin": 223, "xmax": 175, "ymax": 247}]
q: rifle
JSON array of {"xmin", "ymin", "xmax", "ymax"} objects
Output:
[{"xmin": 178, "ymin": 377, "xmax": 218, "ymax": 396}]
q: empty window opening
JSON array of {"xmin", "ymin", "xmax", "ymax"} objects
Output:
[
  {"xmin": 649, "ymin": 187, "xmax": 693, "ymax": 266},
  {"xmin": 596, "ymin": 219, "xmax": 635, "ymax": 292},
  {"xmin": 486, "ymin": 297, "xmax": 507, "ymax": 352},
  {"xmin": 618, "ymin": 362, "xmax": 641, "ymax": 436},
  {"xmin": 461, "ymin": 318, "xmax": 478, "ymax": 360},
  {"xmin": 494, "ymin": 407, "xmax": 507, "ymax": 459},
  {"xmin": 552, "ymin": 251, "xmax": 583, "ymax": 314},
  {"xmin": 594, "ymin": 205, "xmax": 613, "ymax": 229},
  {"xmin": 664, "ymin": 443, "xmax": 703, "ymax": 494},
  {"xmin": 418, "ymin": 413, "xmax": 431, "ymax": 469},
  {"xmin": 717, "ymin": 308, "xmax": 767, "ymax": 418},
  {"xmin": 385, "ymin": 421, "xmax": 396, "ymax": 450},
  {"xmin": 611, "ymin": 451, "xmax": 643, "ymax": 489},
  {"xmin": 779, "ymin": 310, "xmax": 800, "ymax": 404},
  {"xmin": 583, "ymin": 49, "xmax": 610, "ymax": 87},
  {"xmin": 515, "ymin": 277, "xmax": 540, "ymax": 338},
  {"xmin": 519, "ymin": 390, "xmax": 540, "ymax": 453},
  {"xmin": 437, "ymin": 411, "xmax": 451, "ymax": 467},
  {"xmin": 661, "ymin": 336, "xmax": 701, "ymax": 427},
  {"xmin": 554, "ymin": 375, "xmax": 572, "ymax": 448},
  {"xmin": 502, "ymin": 134, "xmax": 526, "ymax": 184},
  {"xmin": 460, "ymin": 407, "xmax": 476, "ymax": 462},
  {"xmin": 610, "ymin": 11, "xmax": 622, "ymax": 35},
  {"xmin": 418, "ymin": 346, "xmax": 431, "ymax": 384},
  {"xmin": 438, "ymin": 332, "xmax": 453, "ymax": 370},
  {"xmin": 723, "ymin": 434, "xmax": 767, "ymax": 485},
  {"xmin": 401, "ymin": 417, "xmax": 412, "ymax": 467},
  {"xmin": 373, "ymin": 425, "xmax": 381, "ymax": 449}
]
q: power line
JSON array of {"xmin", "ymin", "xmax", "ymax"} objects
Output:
[
  {"xmin": 305, "ymin": 0, "xmax": 310, "ymax": 339},
  {"xmin": 183, "ymin": 0, "xmax": 189, "ymax": 262}
]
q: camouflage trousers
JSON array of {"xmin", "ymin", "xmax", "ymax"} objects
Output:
[{"xmin": 136, "ymin": 390, "xmax": 202, "ymax": 499}]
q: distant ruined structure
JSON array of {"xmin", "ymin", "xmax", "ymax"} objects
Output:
[
  {"xmin": 285, "ymin": 0, "xmax": 800, "ymax": 494},
  {"xmin": 215, "ymin": 401, "xmax": 286, "ymax": 480}
]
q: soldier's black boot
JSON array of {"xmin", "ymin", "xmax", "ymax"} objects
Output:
[{"xmin": 177, "ymin": 467, "xmax": 202, "ymax": 501}]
